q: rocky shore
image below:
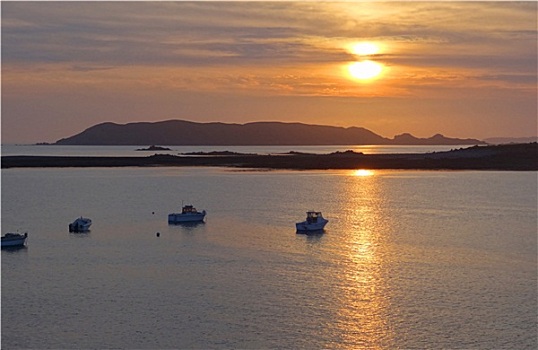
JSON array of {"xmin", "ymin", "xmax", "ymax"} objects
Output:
[{"xmin": 2, "ymin": 143, "xmax": 536, "ymax": 171}]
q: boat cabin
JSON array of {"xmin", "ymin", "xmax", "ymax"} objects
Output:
[
  {"xmin": 306, "ymin": 211, "xmax": 322, "ymax": 223},
  {"xmin": 181, "ymin": 205, "xmax": 198, "ymax": 214}
]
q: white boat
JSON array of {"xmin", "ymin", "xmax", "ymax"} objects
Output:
[
  {"xmin": 296, "ymin": 211, "xmax": 328, "ymax": 232},
  {"xmin": 2, "ymin": 232, "xmax": 28, "ymax": 248},
  {"xmin": 69, "ymin": 217, "xmax": 92, "ymax": 232},
  {"xmin": 168, "ymin": 205, "xmax": 206, "ymax": 224}
]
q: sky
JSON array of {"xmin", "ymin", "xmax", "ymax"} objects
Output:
[{"xmin": 1, "ymin": 1, "xmax": 537, "ymax": 144}]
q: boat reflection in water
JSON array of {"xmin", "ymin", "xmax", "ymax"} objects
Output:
[{"xmin": 168, "ymin": 220, "xmax": 206, "ymax": 228}]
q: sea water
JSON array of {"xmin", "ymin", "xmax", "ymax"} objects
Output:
[
  {"xmin": 0, "ymin": 144, "xmax": 472, "ymax": 157},
  {"xmin": 1, "ymin": 166, "xmax": 536, "ymax": 349}
]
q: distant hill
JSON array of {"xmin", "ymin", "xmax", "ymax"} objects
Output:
[
  {"xmin": 391, "ymin": 133, "xmax": 485, "ymax": 145},
  {"xmin": 484, "ymin": 137, "xmax": 538, "ymax": 145},
  {"xmin": 55, "ymin": 120, "xmax": 485, "ymax": 146}
]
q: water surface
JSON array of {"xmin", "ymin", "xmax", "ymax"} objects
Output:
[
  {"xmin": 1, "ymin": 144, "xmax": 473, "ymax": 157},
  {"xmin": 2, "ymin": 167, "xmax": 536, "ymax": 348}
]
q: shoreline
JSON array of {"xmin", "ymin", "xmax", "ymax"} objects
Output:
[{"xmin": 2, "ymin": 143, "xmax": 536, "ymax": 171}]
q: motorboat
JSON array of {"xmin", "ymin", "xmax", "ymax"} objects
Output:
[
  {"xmin": 168, "ymin": 205, "xmax": 206, "ymax": 224},
  {"xmin": 2, "ymin": 232, "xmax": 28, "ymax": 248},
  {"xmin": 69, "ymin": 217, "xmax": 92, "ymax": 232},
  {"xmin": 296, "ymin": 211, "xmax": 328, "ymax": 233}
]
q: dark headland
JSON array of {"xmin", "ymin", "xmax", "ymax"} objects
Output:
[{"xmin": 3, "ymin": 143, "xmax": 537, "ymax": 170}]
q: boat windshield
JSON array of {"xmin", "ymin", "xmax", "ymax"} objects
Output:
[
  {"xmin": 182, "ymin": 206, "xmax": 196, "ymax": 213},
  {"xmin": 306, "ymin": 211, "xmax": 322, "ymax": 223}
]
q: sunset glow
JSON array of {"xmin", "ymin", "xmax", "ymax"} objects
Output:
[
  {"xmin": 350, "ymin": 42, "xmax": 380, "ymax": 56},
  {"xmin": 1, "ymin": 1, "xmax": 536, "ymax": 143}
]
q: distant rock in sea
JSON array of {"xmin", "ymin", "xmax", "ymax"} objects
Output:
[
  {"xmin": 179, "ymin": 150, "xmax": 255, "ymax": 156},
  {"xmin": 392, "ymin": 133, "xmax": 484, "ymax": 145},
  {"xmin": 55, "ymin": 119, "xmax": 486, "ymax": 146},
  {"xmin": 135, "ymin": 145, "xmax": 171, "ymax": 151}
]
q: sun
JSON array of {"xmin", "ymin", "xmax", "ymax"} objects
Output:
[
  {"xmin": 344, "ymin": 41, "xmax": 386, "ymax": 81},
  {"xmin": 348, "ymin": 60, "xmax": 383, "ymax": 80},
  {"xmin": 350, "ymin": 42, "xmax": 379, "ymax": 56}
]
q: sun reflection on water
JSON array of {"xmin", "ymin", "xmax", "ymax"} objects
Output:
[
  {"xmin": 353, "ymin": 169, "xmax": 375, "ymax": 177},
  {"xmin": 329, "ymin": 172, "xmax": 393, "ymax": 348}
]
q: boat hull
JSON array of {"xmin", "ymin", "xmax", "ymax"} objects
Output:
[
  {"xmin": 69, "ymin": 218, "xmax": 92, "ymax": 232},
  {"xmin": 295, "ymin": 220, "xmax": 328, "ymax": 232},
  {"xmin": 1, "ymin": 233, "xmax": 28, "ymax": 248},
  {"xmin": 69, "ymin": 224, "xmax": 91, "ymax": 232},
  {"xmin": 168, "ymin": 211, "xmax": 206, "ymax": 224}
]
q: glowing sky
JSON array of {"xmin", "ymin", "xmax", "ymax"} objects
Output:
[{"xmin": 2, "ymin": 1, "xmax": 537, "ymax": 143}]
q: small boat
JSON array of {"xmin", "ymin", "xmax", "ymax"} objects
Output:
[
  {"xmin": 296, "ymin": 211, "xmax": 328, "ymax": 233},
  {"xmin": 168, "ymin": 205, "xmax": 206, "ymax": 224},
  {"xmin": 69, "ymin": 217, "xmax": 92, "ymax": 232},
  {"xmin": 2, "ymin": 232, "xmax": 28, "ymax": 248}
]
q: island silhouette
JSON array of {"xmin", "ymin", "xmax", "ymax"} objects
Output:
[
  {"xmin": 10, "ymin": 119, "xmax": 534, "ymax": 170},
  {"xmin": 55, "ymin": 120, "xmax": 485, "ymax": 146}
]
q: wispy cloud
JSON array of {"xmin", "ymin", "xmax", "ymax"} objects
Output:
[
  {"xmin": 3, "ymin": 2, "xmax": 535, "ymax": 70},
  {"xmin": 2, "ymin": 1, "xmax": 536, "ymax": 143}
]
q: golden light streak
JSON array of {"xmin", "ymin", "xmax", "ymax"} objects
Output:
[
  {"xmin": 353, "ymin": 169, "xmax": 375, "ymax": 177},
  {"xmin": 328, "ymin": 173, "xmax": 393, "ymax": 348}
]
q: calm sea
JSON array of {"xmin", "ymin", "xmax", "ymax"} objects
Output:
[
  {"xmin": 0, "ymin": 144, "xmax": 472, "ymax": 156},
  {"xmin": 1, "ymin": 147, "xmax": 537, "ymax": 349}
]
